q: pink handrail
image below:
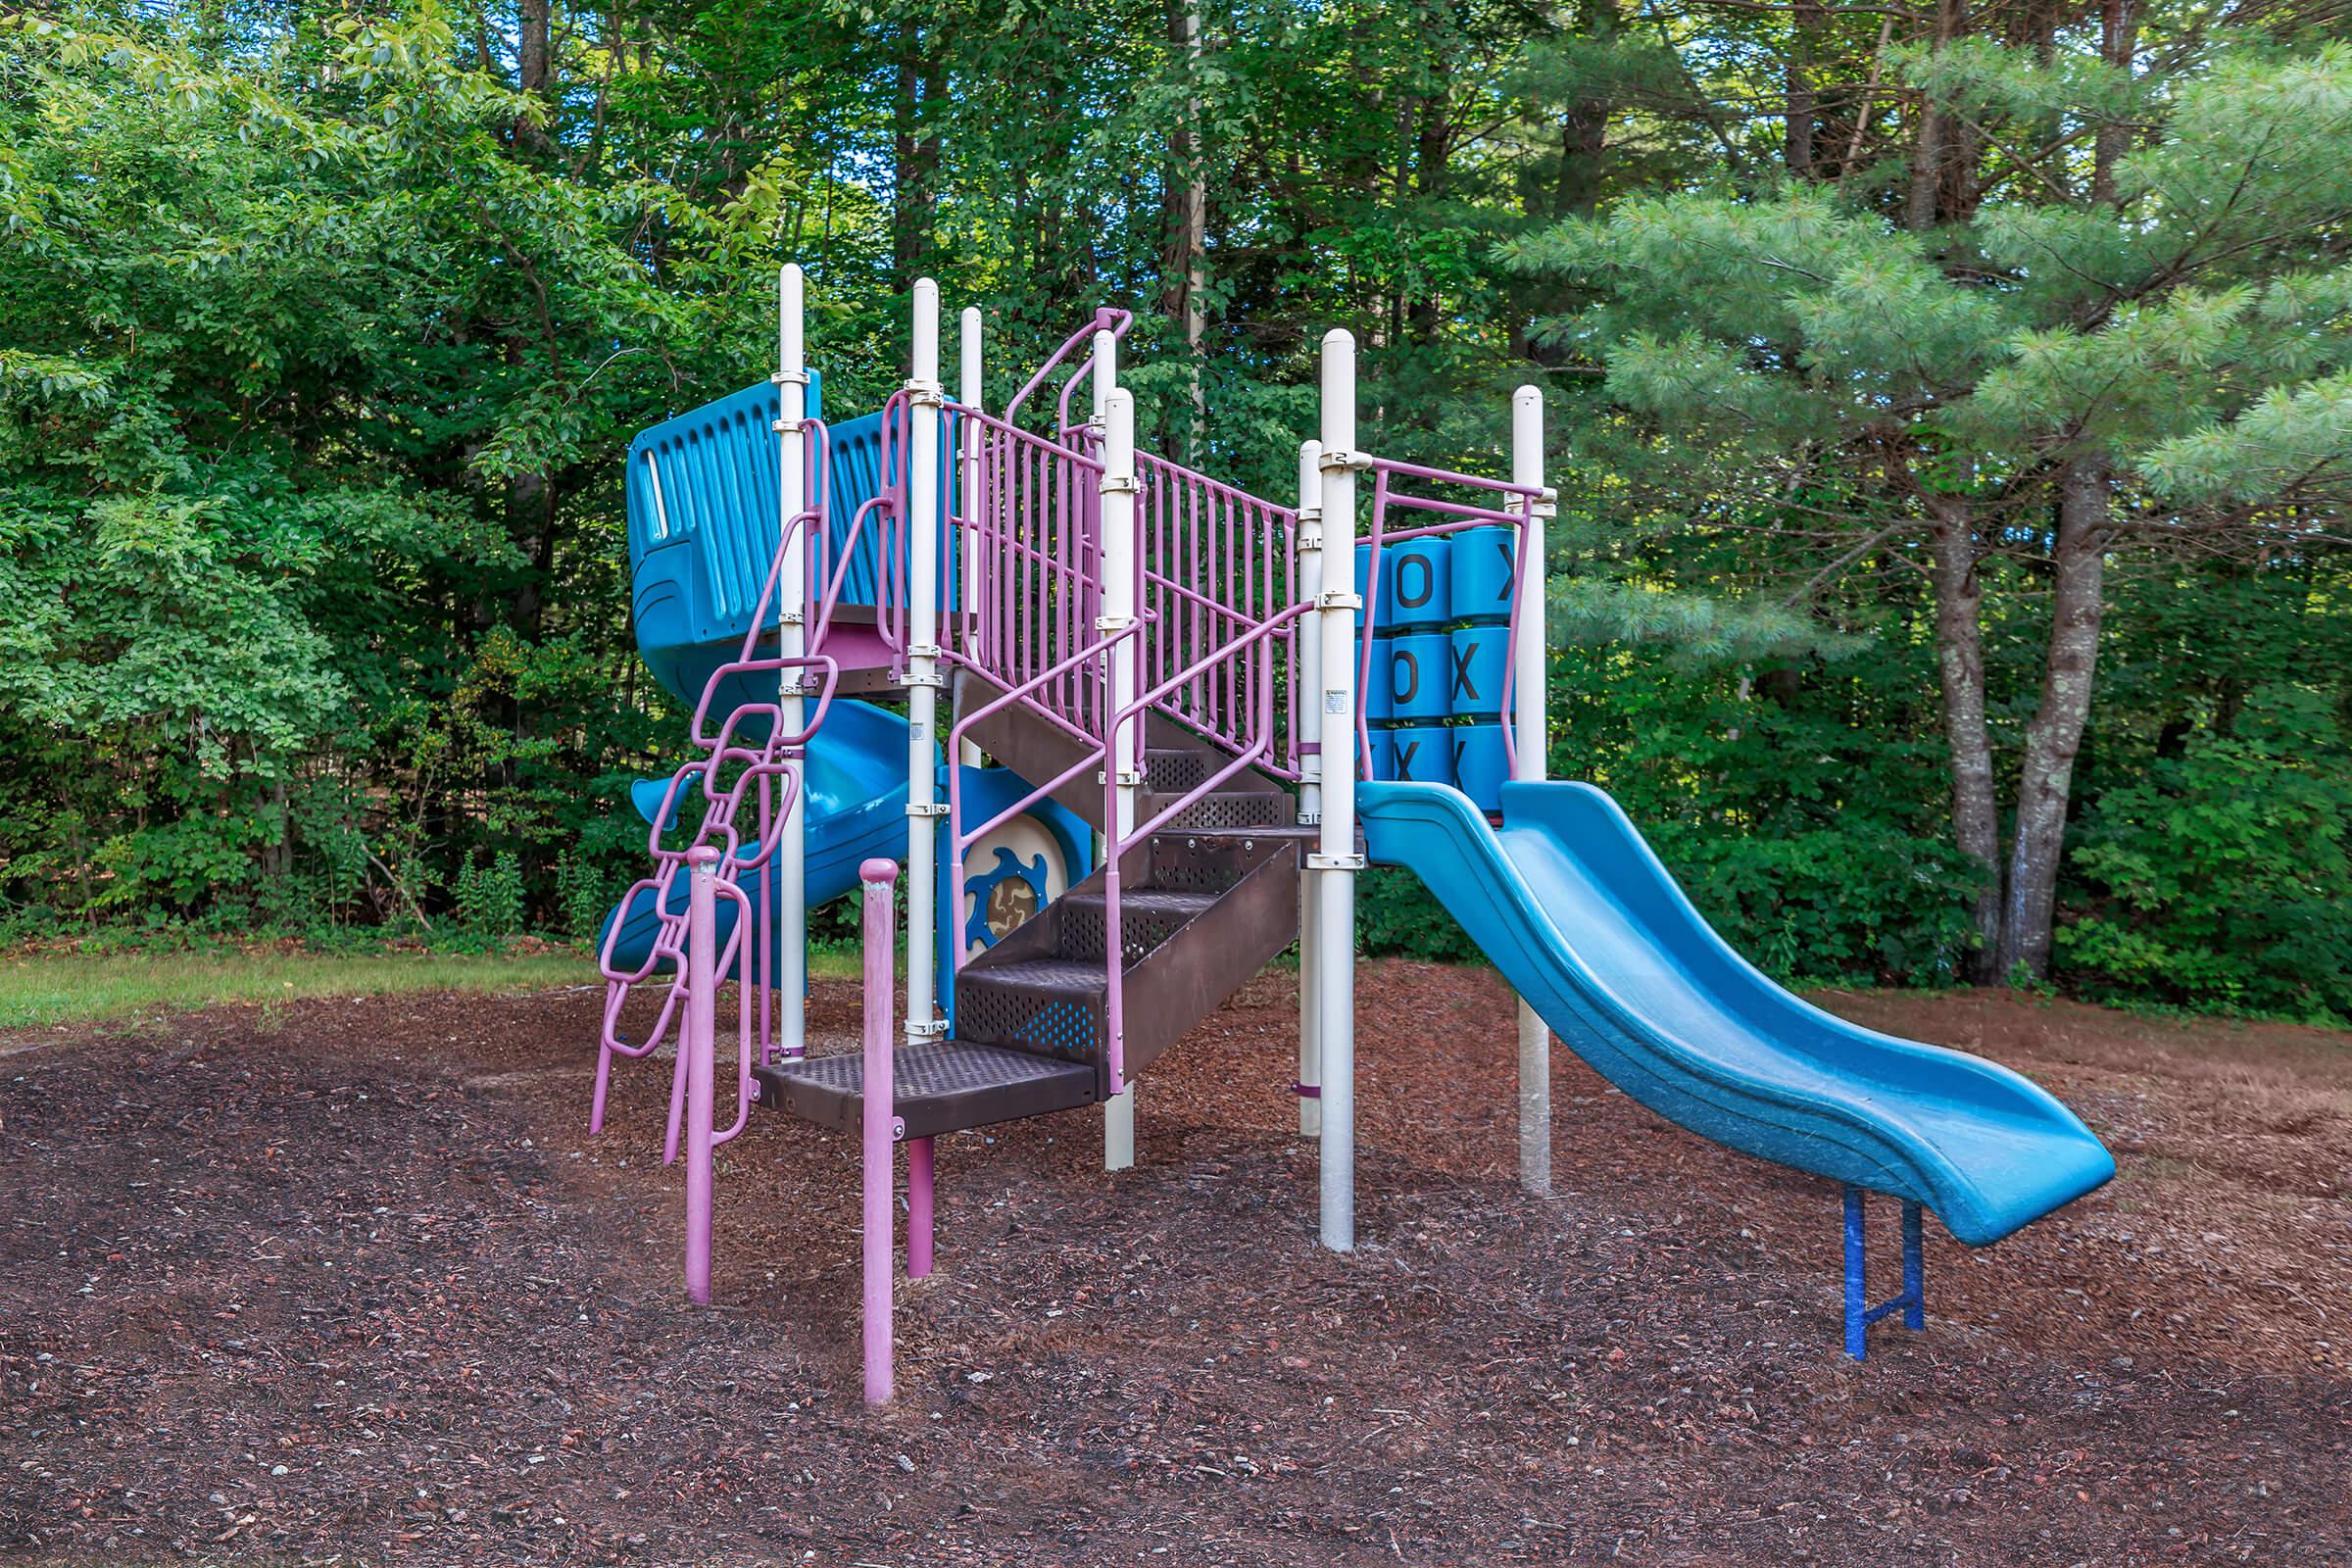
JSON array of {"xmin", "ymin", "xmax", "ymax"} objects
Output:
[{"xmin": 1003, "ymin": 307, "xmax": 1134, "ymax": 432}]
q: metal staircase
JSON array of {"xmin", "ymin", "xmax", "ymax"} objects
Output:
[{"xmin": 753, "ymin": 738, "xmax": 1308, "ymax": 1140}]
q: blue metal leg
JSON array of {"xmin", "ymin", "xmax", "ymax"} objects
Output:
[
  {"xmin": 1901, "ymin": 1200, "xmax": 1925, "ymax": 1331},
  {"xmin": 1843, "ymin": 1186, "xmax": 1867, "ymax": 1359},
  {"xmin": 1844, "ymin": 1187, "xmax": 1928, "ymax": 1359}
]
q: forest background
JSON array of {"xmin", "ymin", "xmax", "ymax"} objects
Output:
[{"xmin": 5, "ymin": 0, "xmax": 2350, "ymax": 1020}]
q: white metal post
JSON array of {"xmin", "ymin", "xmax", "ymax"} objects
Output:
[
  {"xmin": 1092, "ymin": 326, "xmax": 1116, "ymax": 428},
  {"xmin": 904, "ymin": 278, "xmax": 945, "ymax": 1044},
  {"xmin": 1510, "ymin": 385, "xmax": 1551, "ymax": 1197},
  {"xmin": 1101, "ymin": 384, "xmax": 1141, "ymax": 1171},
  {"xmin": 957, "ymin": 306, "xmax": 984, "ymax": 769},
  {"xmin": 1314, "ymin": 330, "xmax": 1361, "ymax": 1251},
  {"xmin": 775, "ymin": 265, "xmax": 809, "ymax": 1061},
  {"xmin": 1294, "ymin": 438, "xmax": 1324, "ymax": 1138}
]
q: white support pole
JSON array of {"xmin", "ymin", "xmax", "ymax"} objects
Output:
[
  {"xmin": 957, "ymin": 306, "xmax": 984, "ymax": 769},
  {"xmin": 1509, "ymin": 384, "xmax": 1551, "ymax": 1198},
  {"xmin": 1101, "ymin": 384, "xmax": 1141, "ymax": 1172},
  {"xmin": 776, "ymin": 265, "xmax": 809, "ymax": 1062},
  {"xmin": 1314, "ymin": 330, "xmax": 1361, "ymax": 1251},
  {"xmin": 904, "ymin": 278, "xmax": 945, "ymax": 1045},
  {"xmin": 1090, "ymin": 326, "xmax": 1116, "ymax": 430},
  {"xmin": 1294, "ymin": 438, "xmax": 1324, "ymax": 1139}
]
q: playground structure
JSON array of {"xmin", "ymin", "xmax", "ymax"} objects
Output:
[{"xmin": 590, "ymin": 268, "xmax": 2117, "ymax": 1401}]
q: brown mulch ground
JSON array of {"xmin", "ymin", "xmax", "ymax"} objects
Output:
[{"xmin": 3, "ymin": 963, "xmax": 2348, "ymax": 1566}]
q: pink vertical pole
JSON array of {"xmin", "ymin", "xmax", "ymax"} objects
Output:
[
  {"xmin": 684, "ymin": 845, "xmax": 719, "ymax": 1306},
  {"xmin": 859, "ymin": 858, "xmax": 899, "ymax": 1406},
  {"xmin": 906, "ymin": 1136, "xmax": 935, "ymax": 1278}
]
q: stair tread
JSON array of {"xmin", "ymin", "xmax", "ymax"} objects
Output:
[
  {"xmin": 759, "ymin": 1039, "xmax": 1099, "ymax": 1137},
  {"xmin": 773, "ymin": 1039, "xmax": 1093, "ymax": 1100},
  {"xmin": 1057, "ymin": 888, "xmax": 1219, "ymax": 914},
  {"xmin": 956, "ymin": 956, "xmax": 1113, "ymax": 993}
]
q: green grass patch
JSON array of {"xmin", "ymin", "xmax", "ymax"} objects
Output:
[
  {"xmin": 0, "ymin": 948, "xmax": 593, "ymax": 1032},
  {"xmin": 0, "ymin": 943, "xmax": 870, "ymax": 1033}
]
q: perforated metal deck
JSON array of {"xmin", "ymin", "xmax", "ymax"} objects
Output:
[{"xmin": 755, "ymin": 1040, "xmax": 1099, "ymax": 1139}]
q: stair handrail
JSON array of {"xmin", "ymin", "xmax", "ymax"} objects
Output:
[
  {"xmin": 1002, "ymin": 306, "xmax": 1133, "ymax": 433},
  {"xmin": 1096, "ymin": 590, "xmax": 1308, "ymax": 1101},
  {"xmin": 1134, "ymin": 448, "xmax": 1302, "ymax": 778},
  {"xmin": 944, "ymin": 618, "xmax": 1139, "ymax": 957}
]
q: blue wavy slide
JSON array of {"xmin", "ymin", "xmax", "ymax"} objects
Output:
[{"xmin": 1357, "ymin": 780, "xmax": 2115, "ymax": 1246}]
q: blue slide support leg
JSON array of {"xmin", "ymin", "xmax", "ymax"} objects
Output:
[{"xmin": 1843, "ymin": 1186, "xmax": 1926, "ymax": 1359}]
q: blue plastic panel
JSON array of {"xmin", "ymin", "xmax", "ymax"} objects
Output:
[
  {"xmin": 1386, "ymin": 537, "xmax": 1451, "ymax": 631},
  {"xmin": 1354, "ymin": 544, "xmax": 1395, "ymax": 632},
  {"xmin": 1386, "ymin": 725, "xmax": 1454, "ymax": 787},
  {"xmin": 1362, "ymin": 726, "xmax": 1395, "ymax": 781},
  {"xmin": 1448, "ymin": 625, "xmax": 1508, "ymax": 718},
  {"xmin": 1361, "ymin": 644, "xmax": 1396, "ymax": 723},
  {"xmin": 625, "ymin": 377, "xmax": 955, "ymax": 707},
  {"xmin": 1387, "ymin": 634, "xmax": 1451, "ymax": 721},
  {"xmin": 1450, "ymin": 722, "xmax": 1506, "ymax": 811},
  {"xmin": 1450, "ymin": 525, "xmax": 1516, "ymax": 624}
]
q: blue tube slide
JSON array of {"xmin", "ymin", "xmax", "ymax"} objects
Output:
[{"xmin": 1357, "ymin": 779, "xmax": 2115, "ymax": 1246}]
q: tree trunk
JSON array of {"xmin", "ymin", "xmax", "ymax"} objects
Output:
[
  {"xmin": 1904, "ymin": 0, "xmax": 1962, "ymax": 231},
  {"xmin": 1786, "ymin": 0, "xmax": 1821, "ymax": 176},
  {"xmin": 515, "ymin": 0, "xmax": 553, "ymax": 154},
  {"xmin": 1996, "ymin": 458, "xmax": 2109, "ymax": 980},
  {"xmin": 2092, "ymin": 0, "xmax": 2136, "ymax": 207},
  {"xmin": 1926, "ymin": 493, "xmax": 2003, "ymax": 977},
  {"xmin": 1162, "ymin": 0, "xmax": 1206, "ymax": 459},
  {"xmin": 891, "ymin": 20, "xmax": 939, "ymax": 282}
]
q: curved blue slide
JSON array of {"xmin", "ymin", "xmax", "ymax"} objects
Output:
[{"xmin": 1358, "ymin": 780, "xmax": 2114, "ymax": 1246}]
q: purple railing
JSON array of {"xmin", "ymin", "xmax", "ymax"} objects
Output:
[
  {"xmin": 956, "ymin": 404, "xmax": 1110, "ymax": 739},
  {"xmin": 1350, "ymin": 456, "xmax": 1546, "ymax": 777},
  {"xmin": 935, "ymin": 342, "xmax": 1315, "ymax": 1105},
  {"xmin": 1137, "ymin": 451, "xmax": 1301, "ymax": 780}
]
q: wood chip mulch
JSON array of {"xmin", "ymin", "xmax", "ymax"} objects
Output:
[{"xmin": 3, "ymin": 963, "xmax": 2347, "ymax": 1565}]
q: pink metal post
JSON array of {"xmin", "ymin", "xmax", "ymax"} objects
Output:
[
  {"xmin": 859, "ymin": 858, "xmax": 900, "ymax": 1406},
  {"xmin": 684, "ymin": 845, "xmax": 719, "ymax": 1306},
  {"xmin": 907, "ymin": 1137, "xmax": 935, "ymax": 1278}
]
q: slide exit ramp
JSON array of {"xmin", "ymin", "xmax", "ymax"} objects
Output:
[{"xmin": 1357, "ymin": 779, "xmax": 2115, "ymax": 1248}]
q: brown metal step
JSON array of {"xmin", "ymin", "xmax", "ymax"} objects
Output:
[
  {"xmin": 1144, "ymin": 790, "xmax": 1294, "ymax": 832},
  {"xmin": 754, "ymin": 1039, "xmax": 1098, "ymax": 1139},
  {"xmin": 1054, "ymin": 887, "xmax": 1219, "ymax": 964}
]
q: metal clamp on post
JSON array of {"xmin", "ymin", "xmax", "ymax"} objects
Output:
[
  {"xmin": 905, "ymin": 802, "xmax": 948, "ymax": 819},
  {"xmin": 1318, "ymin": 447, "xmax": 1372, "ymax": 473},
  {"xmin": 772, "ymin": 416, "xmax": 807, "ymax": 435},
  {"xmin": 1094, "ymin": 613, "xmax": 1138, "ymax": 632},
  {"xmin": 1317, "ymin": 589, "xmax": 1364, "ymax": 612},
  {"xmin": 904, "ymin": 379, "xmax": 946, "ymax": 407},
  {"xmin": 771, "ymin": 368, "xmax": 810, "ymax": 387},
  {"xmin": 1534, "ymin": 486, "xmax": 1559, "ymax": 518},
  {"xmin": 1099, "ymin": 473, "xmax": 1140, "ymax": 496},
  {"xmin": 900, "ymin": 668, "xmax": 946, "ymax": 690},
  {"xmin": 1306, "ymin": 852, "xmax": 1367, "ymax": 871},
  {"xmin": 904, "ymin": 1018, "xmax": 948, "ymax": 1041}
]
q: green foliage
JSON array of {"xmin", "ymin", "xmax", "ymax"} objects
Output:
[
  {"xmin": 2060, "ymin": 687, "xmax": 2352, "ymax": 1021},
  {"xmin": 451, "ymin": 851, "xmax": 528, "ymax": 950},
  {"xmin": 0, "ymin": 0, "xmax": 2344, "ymax": 1026}
]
